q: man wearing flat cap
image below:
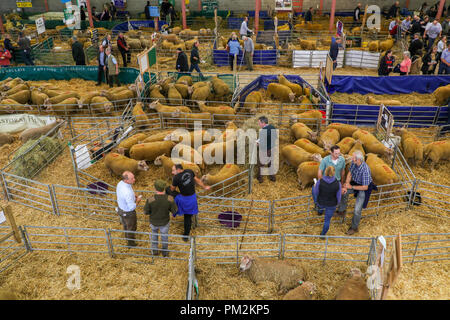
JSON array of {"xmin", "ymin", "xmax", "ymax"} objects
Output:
[
  {"xmin": 176, "ymin": 47, "xmax": 189, "ymax": 74},
  {"xmin": 144, "ymin": 179, "xmax": 177, "ymax": 257}
]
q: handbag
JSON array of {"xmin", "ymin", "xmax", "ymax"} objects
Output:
[{"xmin": 393, "ymin": 64, "xmax": 401, "ymax": 73}]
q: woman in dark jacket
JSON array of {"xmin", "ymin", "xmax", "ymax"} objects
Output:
[
  {"xmin": 378, "ymin": 50, "xmax": 395, "ymax": 76},
  {"xmin": 312, "ymin": 166, "xmax": 342, "ymax": 236},
  {"xmin": 421, "ymin": 46, "xmax": 439, "ymax": 74}
]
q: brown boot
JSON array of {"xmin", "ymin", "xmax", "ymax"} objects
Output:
[
  {"xmin": 346, "ymin": 227, "xmax": 358, "ymax": 235},
  {"xmin": 257, "ymin": 176, "xmax": 263, "ymax": 183}
]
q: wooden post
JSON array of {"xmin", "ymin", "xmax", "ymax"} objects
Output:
[
  {"xmin": 436, "ymin": 0, "xmax": 446, "ymax": 20},
  {"xmin": 255, "ymin": 0, "xmax": 261, "ymax": 34},
  {"xmin": 1, "ymin": 205, "xmax": 21, "ymax": 244},
  {"xmin": 319, "ymin": 0, "xmax": 324, "ymax": 16},
  {"xmin": 181, "ymin": 0, "xmax": 187, "ymax": 30},
  {"xmin": 360, "ymin": 4, "xmax": 369, "ymax": 37},
  {"xmin": 0, "ymin": 15, "xmax": 5, "ymax": 34},
  {"xmin": 155, "ymin": 17, "xmax": 159, "ymax": 32},
  {"xmin": 44, "ymin": 0, "xmax": 49, "ymax": 12},
  {"xmin": 86, "ymin": 0, "xmax": 94, "ymax": 29},
  {"xmin": 329, "ymin": 0, "xmax": 336, "ymax": 33},
  {"xmin": 274, "ymin": 16, "xmax": 279, "ymax": 49}
]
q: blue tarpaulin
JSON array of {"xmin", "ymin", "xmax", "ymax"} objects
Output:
[
  {"xmin": 111, "ymin": 20, "xmax": 167, "ymax": 34},
  {"xmin": 327, "ymin": 75, "xmax": 450, "ymax": 125},
  {"xmin": 213, "ymin": 50, "xmax": 277, "ymax": 67}
]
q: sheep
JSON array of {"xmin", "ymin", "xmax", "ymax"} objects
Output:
[
  {"xmin": 161, "ymin": 33, "xmax": 180, "ymax": 44},
  {"xmin": 239, "ymin": 255, "xmax": 305, "ymax": 294},
  {"xmin": 299, "ymin": 39, "xmax": 317, "ymax": 50},
  {"xmin": 176, "ymin": 75, "xmax": 193, "ymax": 86},
  {"xmin": 167, "ymin": 83, "xmax": 183, "ymax": 105},
  {"xmin": 131, "ymin": 102, "xmax": 152, "ymax": 128},
  {"xmin": 327, "ymin": 123, "xmax": 359, "ymax": 138},
  {"xmin": 366, "ymin": 96, "xmax": 401, "ymax": 106},
  {"xmin": 0, "ymin": 133, "xmax": 14, "ymax": 147},
  {"xmin": 348, "ymin": 139, "xmax": 366, "ymax": 157},
  {"xmin": 198, "ymin": 102, "xmax": 236, "ymax": 122},
  {"xmin": 164, "ymin": 129, "xmax": 213, "ymax": 147},
  {"xmin": 352, "ymin": 129, "xmax": 393, "ymax": 157},
  {"xmin": 149, "ymin": 84, "xmax": 166, "ymax": 101},
  {"xmin": 191, "ymin": 82, "xmax": 212, "ymax": 101},
  {"xmin": 211, "ymin": 76, "xmax": 230, "ymax": 97},
  {"xmin": 198, "ymin": 139, "xmax": 235, "ymax": 162},
  {"xmin": 394, "ymin": 127, "xmax": 423, "ymax": 165},
  {"xmin": 432, "ymin": 84, "xmax": 450, "ymax": 105},
  {"xmin": 296, "ymin": 161, "xmax": 320, "ymax": 189},
  {"xmin": 278, "ymin": 75, "xmax": 303, "ymax": 96},
  {"xmin": 266, "ymin": 83, "xmax": 295, "ymax": 103},
  {"xmin": 149, "ymin": 100, "xmax": 191, "ymax": 114},
  {"xmin": 101, "ymin": 88, "xmax": 135, "ymax": 104},
  {"xmin": 129, "ymin": 140, "xmax": 176, "ymax": 161},
  {"xmin": 318, "ymin": 128, "xmax": 340, "ymax": 149},
  {"xmin": 0, "ymin": 78, "xmax": 23, "ymax": 91},
  {"xmin": 117, "ymin": 132, "xmax": 148, "ymax": 155},
  {"xmin": 365, "ymin": 153, "xmax": 399, "ymax": 186},
  {"xmin": 19, "ymin": 119, "xmax": 65, "ymax": 143},
  {"xmin": 192, "ymin": 81, "xmax": 208, "ymax": 91},
  {"xmin": 127, "ymin": 38, "xmax": 142, "ymax": 49},
  {"xmin": 5, "ymin": 89, "xmax": 30, "ymax": 104},
  {"xmin": 290, "ymin": 109, "xmax": 323, "ymax": 126},
  {"xmin": 170, "ymin": 26, "xmax": 182, "ymax": 34},
  {"xmin": 0, "ymin": 98, "xmax": 32, "ymax": 113},
  {"xmin": 143, "ymin": 130, "xmax": 174, "ymax": 143},
  {"xmin": 336, "ymin": 137, "xmax": 357, "ymax": 154},
  {"xmin": 291, "ymin": 122, "xmax": 318, "ymax": 142},
  {"xmin": 38, "ymin": 87, "xmax": 62, "ymax": 98},
  {"xmin": 44, "ymin": 92, "xmax": 80, "ymax": 106},
  {"xmin": 154, "ymin": 154, "xmax": 202, "ymax": 178},
  {"xmin": 171, "ymin": 143, "xmax": 205, "ymax": 169},
  {"xmin": 184, "ymin": 38, "xmax": 198, "ymax": 50},
  {"xmin": 201, "ymin": 163, "xmax": 240, "ymax": 187},
  {"xmin": 335, "ymin": 268, "xmax": 370, "ymax": 300},
  {"xmin": 368, "ymin": 40, "xmax": 379, "ymax": 52},
  {"xmin": 90, "ymin": 96, "xmax": 113, "ymax": 114},
  {"xmin": 174, "ymin": 83, "xmax": 193, "ymax": 99},
  {"xmin": 104, "ymin": 152, "xmax": 149, "ymax": 176},
  {"xmin": 283, "ymin": 281, "xmax": 316, "ymax": 300},
  {"xmin": 172, "ymin": 110, "xmax": 212, "ymax": 127},
  {"xmin": 242, "ymin": 91, "xmax": 265, "ymax": 113},
  {"xmin": 281, "ymin": 144, "xmax": 322, "ymax": 168},
  {"xmin": 379, "ymin": 39, "xmax": 394, "ymax": 52},
  {"xmin": 46, "ymin": 97, "xmax": 82, "ymax": 115},
  {"xmin": 31, "ymin": 89, "xmax": 49, "ymax": 105},
  {"xmin": 2, "ymin": 83, "xmax": 29, "ymax": 96},
  {"xmin": 294, "ymin": 138, "xmax": 328, "ymax": 157},
  {"xmin": 423, "ymin": 139, "xmax": 450, "ymax": 167}
]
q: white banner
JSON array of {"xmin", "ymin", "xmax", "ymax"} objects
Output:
[
  {"xmin": 0, "ymin": 114, "xmax": 57, "ymax": 134},
  {"xmin": 35, "ymin": 17, "xmax": 46, "ymax": 35}
]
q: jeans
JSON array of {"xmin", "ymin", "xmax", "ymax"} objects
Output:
[
  {"xmin": 428, "ymin": 37, "xmax": 437, "ymax": 51},
  {"xmin": 318, "ymin": 205, "xmax": 336, "ymax": 235},
  {"xmin": 20, "ymin": 49, "xmax": 34, "ymax": 65},
  {"xmin": 189, "ymin": 63, "xmax": 203, "ymax": 78},
  {"xmin": 150, "ymin": 223, "xmax": 169, "ymax": 254},
  {"xmin": 338, "ymin": 188, "xmax": 365, "ymax": 230},
  {"xmin": 438, "ymin": 62, "xmax": 450, "ymax": 74},
  {"xmin": 120, "ymin": 50, "xmax": 129, "ymax": 67}
]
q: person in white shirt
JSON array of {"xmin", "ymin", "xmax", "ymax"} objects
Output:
[
  {"xmin": 240, "ymin": 16, "xmax": 253, "ymax": 39},
  {"xmin": 116, "ymin": 171, "xmax": 142, "ymax": 247}
]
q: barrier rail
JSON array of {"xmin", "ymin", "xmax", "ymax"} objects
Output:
[{"xmin": 0, "ymin": 225, "xmax": 28, "ymax": 274}]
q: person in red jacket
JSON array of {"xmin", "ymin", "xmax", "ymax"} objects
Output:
[
  {"xmin": 0, "ymin": 44, "xmax": 12, "ymax": 67},
  {"xmin": 117, "ymin": 33, "xmax": 130, "ymax": 67}
]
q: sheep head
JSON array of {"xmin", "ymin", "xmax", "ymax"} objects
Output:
[
  {"xmin": 117, "ymin": 147, "xmax": 126, "ymax": 155},
  {"xmin": 239, "ymin": 255, "xmax": 254, "ymax": 272},
  {"xmin": 289, "ymin": 92, "xmax": 296, "ymax": 102},
  {"xmin": 350, "ymin": 268, "xmax": 363, "ymax": 279},
  {"xmin": 307, "ymin": 131, "xmax": 318, "ymax": 143},
  {"xmin": 148, "ymin": 100, "xmax": 159, "ymax": 110},
  {"xmin": 200, "ymin": 174, "xmax": 209, "ymax": 184},
  {"xmin": 311, "ymin": 153, "xmax": 322, "ymax": 162},
  {"xmin": 154, "ymin": 154, "xmax": 165, "ymax": 166},
  {"xmin": 137, "ymin": 160, "xmax": 149, "ymax": 172},
  {"xmin": 187, "ymin": 86, "xmax": 193, "ymax": 95}
]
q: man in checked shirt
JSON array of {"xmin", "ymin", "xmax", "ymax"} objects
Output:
[{"xmin": 336, "ymin": 151, "xmax": 373, "ymax": 235}]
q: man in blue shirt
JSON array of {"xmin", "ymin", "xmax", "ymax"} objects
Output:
[
  {"xmin": 116, "ymin": 171, "xmax": 143, "ymax": 246},
  {"xmin": 329, "ymin": 37, "xmax": 341, "ymax": 70},
  {"xmin": 336, "ymin": 151, "xmax": 372, "ymax": 235},
  {"xmin": 439, "ymin": 47, "xmax": 450, "ymax": 74}
]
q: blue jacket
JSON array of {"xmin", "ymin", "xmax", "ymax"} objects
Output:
[
  {"xmin": 228, "ymin": 40, "xmax": 241, "ymax": 56},
  {"xmin": 329, "ymin": 37, "xmax": 339, "ymax": 61}
]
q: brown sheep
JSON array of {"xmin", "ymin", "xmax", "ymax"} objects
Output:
[
  {"xmin": 44, "ymin": 92, "xmax": 80, "ymax": 106},
  {"xmin": 164, "ymin": 129, "xmax": 213, "ymax": 147},
  {"xmin": 19, "ymin": 119, "xmax": 65, "ymax": 143},
  {"xmin": 167, "ymin": 83, "xmax": 183, "ymax": 105},
  {"xmin": 348, "ymin": 139, "xmax": 366, "ymax": 157},
  {"xmin": 423, "ymin": 139, "xmax": 450, "ymax": 167},
  {"xmin": 294, "ymin": 138, "xmax": 328, "ymax": 157},
  {"xmin": 198, "ymin": 139, "xmax": 235, "ymax": 163},
  {"xmin": 281, "ymin": 144, "xmax": 322, "ymax": 168},
  {"xmin": 172, "ymin": 110, "xmax": 212, "ymax": 127},
  {"xmin": 198, "ymin": 102, "xmax": 236, "ymax": 122},
  {"xmin": 278, "ymin": 75, "xmax": 303, "ymax": 96},
  {"xmin": 336, "ymin": 137, "xmax": 357, "ymax": 154},
  {"xmin": 283, "ymin": 281, "xmax": 316, "ymax": 300},
  {"xmin": 201, "ymin": 163, "xmax": 240, "ymax": 187},
  {"xmin": 336, "ymin": 268, "xmax": 370, "ymax": 300},
  {"xmin": 90, "ymin": 96, "xmax": 113, "ymax": 114},
  {"xmin": 104, "ymin": 152, "xmax": 149, "ymax": 176},
  {"xmin": 149, "ymin": 100, "xmax": 191, "ymax": 114},
  {"xmin": 394, "ymin": 127, "xmax": 423, "ymax": 165},
  {"xmin": 129, "ymin": 141, "xmax": 175, "ymax": 161},
  {"xmin": 266, "ymin": 83, "xmax": 295, "ymax": 103},
  {"xmin": 171, "ymin": 143, "xmax": 205, "ymax": 169},
  {"xmin": 318, "ymin": 128, "xmax": 340, "ymax": 149},
  {"xmin": 176, "ymin": 75, "xmax": 193, "ymax": 86},
  {"xmin": 154, "ymin": 154, "xmax": 201, "ymax": 178},
  {"xmin": 433, "ymin": 84, "xmax": 450, "ymax": 105},
  {"xmin": 174, "ymin": 83, "xmax": 193, "ymax": 99},
  {"xmin": 352, "ymin": 129, "xmax": 393, "ymax": 157},
  {"xmin": 2, "ymin": 83, "xmax": 29, "ymax": 96},
  {"xmin": 132, "ymin": 102, "xmax": 152, "ymax": 128},
  {"xmin": 31, "ymin": 89, "xmax": 49, "ymax": 106},
  {"xmin": 191, "ymin": 82, "xmax": 212, "ymax": 101},
  {"xmin": 149, "ymin": 84, "xmax": 166, "ymax": 101},
  {"xmin": 366, "ymin": 95, "xmax": 402, "ymax": 106},
  {"xmin": 5, "ymin": 89, "xmax": 31, "ymax": 104},
  {"xmin": 0, "ymin": 98, "xmax": 32, "ymax": 113},
  {"xmin": 242, "ymin": 91, "xmax": 265, "ymax": 113},
  {"xmin": 117, "ymin": 132, "xmax": 149, "ymax": 157},
  {"xmin": 297, "ymin": 161, "xmax": 320, "ymax": 189},
  {"xmin": 211, "ymin": 76, "xmax": 230, "ymax": 97},
  {"xmin": 365, "ymin": 153, "xmax": 399, "ymax": 186},
  {"xmin": 45, "ymin": 97, "xmax": 82, "ymax": 115},
  {"xmin": 290, "ymin": 109, "xmax": 323, "ymax": 126},
  {"xmin": 291, "ymin": 122, "xmax": 318, "ymax": 142},
  {"xmin": 239, "ymin": 255, "xmax": 305, "ymax": 294},
  {"xmin": 327, "ymin": 123, "xmax": 359, "ymax": 138}
]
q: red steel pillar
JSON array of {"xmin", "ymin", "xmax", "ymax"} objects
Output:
[
  {"xmin": 86, "ymin": 0, "xmax": 94, "ymax": 28},
  {"xmin": 329, "ymin": 0, "xmax": 336, "ymax": 33},
  {"xmin": 255, "ymin": 0, "xmax": 261, "ymax": 34},
  {"xmin": 181, "ymin": 0, "xmax": 187, "ymax": 29},
  {"xmin": 436, "ymin": 0, "xmax": 446, "ymax": 20}
]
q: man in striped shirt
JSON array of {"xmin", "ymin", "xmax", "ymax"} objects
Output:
[{"xmin": 336, "ymin": 151, "xmax": 372, "ymax": 235}]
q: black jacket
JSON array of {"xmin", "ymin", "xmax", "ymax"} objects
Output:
[
  {"xmin": 145, "ymin": 5, "xmax": 151, "ymax": 19},
  {"xmin": 3, "ymin": 39, "xmax": 14, "ymax": 52},
  {"xmin": 387, "ymin": 4, "xmax": 399, "ymax": 18},
  {"xmin": 378, "ymin": 55, "xmax": 395, "ymax": 76},
  {"xmin": 259, "ymin": 124, "xmax": 277, "ymax": 151},
  {"xmin": 80, "ymin": 9, "xmax": 86, "ymax": 21},
  {"xmin": 353, "ymin": 7, "xmax": 361, "ymax": 22},
  {"xmin": 190, "ymin": 46, "xmax": 200, "ymax": 65},
  {"xmin": 329, "ymin": 41, "xmax": 339, "ymax": 61},
  {"xmin": 421, "ymin": 51, "xmax": 438, "ymax": 74},
  {"xmin": 409, "ymin": 38, "xmax": 424, "ymax": 56},
  {"xmin": 97, "ymin": 50, "xmax": 107, "ymax": 67},
  {"xmin": 410, "ymin": 20, "xmax": 422, "ymax": 35},
  {"xmin": 176, "ymin": 51, "xmax": 189, "ymax": 71},
  {"xmin": 72, "ymin": 41, "xmax": 86, "ymax": 65},
  {"xmin": 304, "ymin": 10, "xmax": 312, "ymax": 23}
]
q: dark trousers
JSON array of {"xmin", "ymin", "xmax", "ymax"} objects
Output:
[
  {"xmin": 75, "ymin": 61, "xmax": 86, "ymax": 65},
  {"xmin": 108, "ymin": 74, "xmax": 120, "ymax": 87},
  {"xmin": 189, "ymin": 63, "xmax": 203, "ymax": 78},
  {"xmin": 229, "ymin": 54, "xmax": 236, "ymax": 70},
  {"xmin": 256, "ymin": 148, "xmax": 275, "ymax": 179},
  {"xmin": 438, "ymin": 62, "xmax": 450, "ymax": 74},
  {"xmin": 244, "ymin": 51, "xmax": 253, "ymax": 71},
  {"xmin": 118, "ymin": 209, "xmax": 137, "ymax": 246},
  {"xmin": 97, "ymin": 65, "xmax": 108, "ymax": 84},
  {"xmin": 120, "ymin": 50, "xmax": 129, "ymax": 67},
  {"xmin": 184, "ymin": 214, "xmax": 193, "ymax": 236},
  {"xmin": 20, "ymin": 49, "xmax": 34, "ymax": 65}
]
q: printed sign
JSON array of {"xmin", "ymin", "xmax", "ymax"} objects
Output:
[
  {"xmin": 0, "ymin": 114, "xmax": 57, "ymax": 134},
  {"xmin": 377, "ymin": 104, "xmax": 394, "ymax": 141},
  {"xmin": 16, "ymin": 0, "xmax": 32, "ymax": 8},
  {"xmin": 35, "ymin": 17, "xmax": 46, "ymax": 35}
]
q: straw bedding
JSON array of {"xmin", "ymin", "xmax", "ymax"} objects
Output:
[{"xmin": 331, "ymin": 92, "xmax": 438, "ymax": 106}]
